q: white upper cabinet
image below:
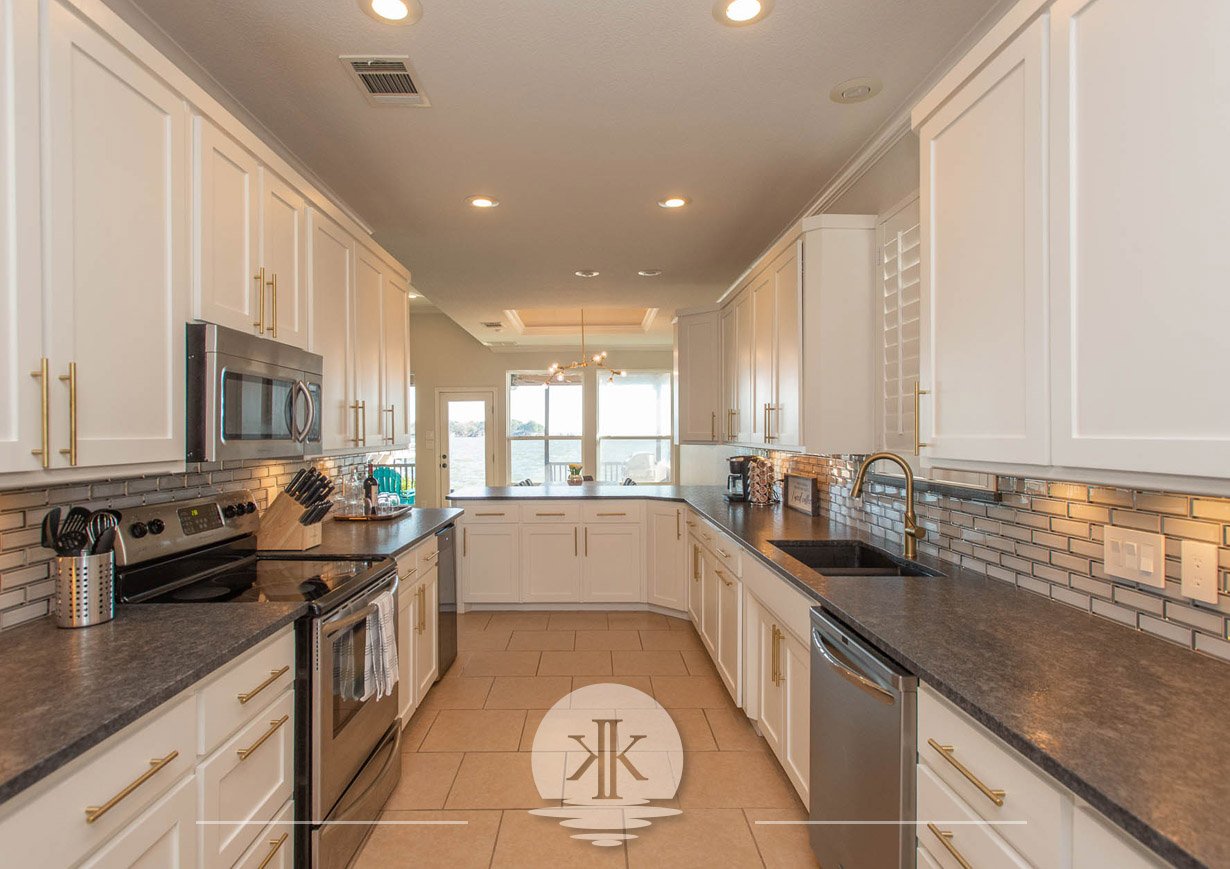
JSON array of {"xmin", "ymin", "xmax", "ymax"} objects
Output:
[
  {"xmin": 676, "ymin": 309, "xmax": 720, "ymax": 444},
  {"xmin": 719, "ymin": 306, "xmax": 737, "ymax": 441},
  {"xmin": 381, "ymin": 274, "xmax": 411, "ymax": 449},
  {"xmin": 44, "ymin": 0, "xmax": 189, "ymax": 469},
  {"xmin": 353, "ymin": 242, "xmax": 386, "ymax": 450},
  {"xmin": 194, "ymin": 117, "xmax": 259, "ymax": 337},
  {"xmin": 733, "ymin": 289, "xmax": 755, "ymax": 443},
  {"xmin": 1048, "ymin": 0, "xmax": 1230, "ymax": 480},
  {"xmin": 259, "ymin": 169, "xmax": 308, "ymax": 348},
  {"xmin": 307, "ymin": 209, "xmax": 355, "ymax": 451},
  {"xmin": 916, "ymin": 14, "xmax": 1049, "ymax": 468}
]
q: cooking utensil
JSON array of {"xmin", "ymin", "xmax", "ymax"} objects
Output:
[
  {"xmin": 60, "ymin": 506, "xmax": 89, "ymax": 540},
  {"xmin": 92, "ymin": 526, "xmax": 116, "ymax": 556},
  {"xmin": 57, "ymin": 530, "xmax": 89, "ymax": 557},
  {"xmin": 41, "ymin": 507, "xmax": 62, "ymax": 550},
  {"xmin": 86, "ymin": 510, "xmax": 118, "ymax": 551}
]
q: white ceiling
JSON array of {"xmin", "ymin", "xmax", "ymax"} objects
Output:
[{"xmin": 128, "ymin": 0, "xmax": 998, "ymax": 347}]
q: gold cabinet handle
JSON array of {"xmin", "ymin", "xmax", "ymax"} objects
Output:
[
  {"xmin": 770, "ymin": 625, "xmax": 782, "ymax": 686},
  {"xmin": 676, "ymin": 509, "xmax": 681, "ymax": 540},
  {"xmin": 350, "ymin": 402, "xmax": 363, "ymax": 446},
  {"xmin": 462, "ymin": 527, "xmax": 467, "ymax": 557},
  {"xmin": 30, "ymin": 357, "xmax": 49, "ymax": 468},
  {"xmin": 253, "ymin": 268, "xmax": 265, "ymax": 333},
  {"xmin": 584, "ymin": 526, "xmax": 589, "ymax": 557},
  {"xmin": 927, "ymin": 738, "xmax": 1006, "ymax": 807},
  {"xmin": 238, "ymin": 666, "xmax": 291, "ymax": 705},
  {"xmin": 727, "ymin": 408, "xmax": 737, "ymax": 440},
  {"xmin": 927, "ymin": 824, "xmax": 972, "ymax": 869},
  {"xmin": 914, "ymin": 382, "xmax": 931, "ymax": 456},
  {"xmin": 84, "ymin": 750, "xmax": 178, "ymax": 823},
  {"xmin": 574, "ymin": 526, "xmax": 579, "ymax": 557},
  {"xmin": 266, "ymin": 272, "xmax": 278, "ymax": 338},
  {"xmin": 360, "ymin": 400, "xmax": 367, "ymax": 445},
  {"xmin": 257, "ymin": 833, "xmax": 289, "ymax": 869},
  {"xmin": 418, "ymin": 585, "xmax": 427, "ymax": 633},
  {"xmin": 237, "ymin": 714, "xmax": 290, "ymax": 760},
  {"xmin": 422, "ymin": 550, "xmax": 438, "ymax": 564},
  {"xmin": 475, "ymin": 511, "xmax": 505, "ymax": 517},
  {"xmin": 717, "ymin": 548, "xmax": 731, "ymax": 558},
  {"xmin": 58, "ymin": 362, "xmax": 78, "ymax": 466},
  {"xmin": 596, "ymin": 512, "xmax": 627, "ymax": 517},
  {"xmin": 536, "ymin": 511, "xmax": 566, "ymax": 517},
  {"xmin": 716, "ymin": 568, "xmax": 733, "ymax": 588},
  {"xmin": 686, "ymin": 519, "xmax": 696, "ymax": 528},
  {"xmin": 710, "ymin": 411, "xmax": 716, "ymax": 440}
]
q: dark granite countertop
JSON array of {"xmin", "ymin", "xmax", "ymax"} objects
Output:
[
  {"xmin": 0, "ymin": 507, "xmax": 462, "ymax": 808},
  {"xmin": 0, "ymin": 603, "xmax": 303, "ymax": 805},
  {"xmin": 452, "ymin": 484, "xmax": 1226, "ymax": 868}
]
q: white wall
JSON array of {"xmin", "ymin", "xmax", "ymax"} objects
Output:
[
  {"xmin": 410, "ymin": 313, "xmax": 673, "ymax": 507},
  {"xmin": 826, "ymin": 132, "xmax": 920, "ymax": 216}
]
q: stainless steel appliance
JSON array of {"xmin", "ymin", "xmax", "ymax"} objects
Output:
[
  {"xmin": 726, "ymin": 455, "xmax": 754, "ymax": 502},
  {"xmin": 810, "ymin": 608, "xmax": 917, "ymax": 869},
  {"xmin": 187, "ymin": 322, "xmax": 323, "ymax": 463},
  {"xmin": 435, "ymin": 525, "xmax": 457, "ymax": 677},
  {"xmin": 114, "ymin": 491, "xmax": 401, "ymax": 869}
]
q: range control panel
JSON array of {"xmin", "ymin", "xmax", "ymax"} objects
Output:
[{"xmin": 116, "ymin": 490, "xmax": 260, "ymax": 567}]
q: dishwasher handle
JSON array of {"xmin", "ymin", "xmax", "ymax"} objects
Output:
[{"xmin": 813, "ymin": 627, "xmax": 896, "ymax": 705}]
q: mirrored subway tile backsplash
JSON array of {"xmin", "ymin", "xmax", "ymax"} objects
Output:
[
  {"xmin": 772, "ymin": 453, "xmax": 1230, "ymax": 662},
  {"xmin": 0, "ymin": 453, "xmax": 374, "ymax": 632}
]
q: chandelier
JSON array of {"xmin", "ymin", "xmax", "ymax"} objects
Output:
[{"xmin": 547, "ymin": 310, "xmax": 626, "ymax": 383}]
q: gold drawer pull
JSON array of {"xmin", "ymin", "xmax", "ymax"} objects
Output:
[
  {"xmin": 927, "ymin": 824, "xmax": 972, "ymax": 869},
  {"xmin": 404, "ymin": 566, "xmax": 419, "ymax": 576},
  {"xmin": 686, "ymin": 520, "xmax": 696, "ymax": 527},
  {"xmin": 238, "ymin": 666, "xmax": 291, "ymax": 705},
  {"xmin": 237, "ymin": 715, "xmax": 290, "ymax": 760},
  {"xmin": 927, "ymin": 738, "xmax": 1006, "ymax": 807},
  {"xmin": 475, "ymin": 511, "xmax": 506, "ymax": 517},
  {"xmin": 596, "ymin": 511, "xmax": 627, "ymax": 517},
  {"xmin": 716, "ymin": 568, "xmax": 733, "ymax": 587},
  {"xmin": 84, "ymin": 750, "xmax": 178, "ymax": 823},
  {"xmin": 536, "ymin": 512, "xmax": 566, "ymax": 517},
  {"xmin": 257, "ymin": 832, "xmax": 289, "ymax": 869},
  {"xmin": 423, "ymin": 550, "xmax": 438, "ymax": 562},
  {"xmin": 717, "ymin": 548, "xmax": 731, "ymax": 558}
]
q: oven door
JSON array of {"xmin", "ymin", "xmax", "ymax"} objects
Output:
[{"xmin": 311, "ymin": 573, "xmax": 400, "ymax": 821}]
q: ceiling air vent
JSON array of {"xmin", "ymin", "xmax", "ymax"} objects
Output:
[{"xmin": 340, "ymin": 55, "xmax": 430, "ymax": 107}]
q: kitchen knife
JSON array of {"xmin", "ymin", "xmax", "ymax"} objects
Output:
[
  {"xmin": 312, "ymin": 502, "xmax": 333, "ymax": 524},
  {"xmin": 304, "ymin": 476, "xmax": 331, "ymax": 506},
  {"xmin": 286, "ymin": 468, "xmax": 308, "ymax": 498}
]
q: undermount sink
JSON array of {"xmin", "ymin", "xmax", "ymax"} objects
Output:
[{"xmin": 769, "ymin": 540, "xmax": 941, "ymax": 577}]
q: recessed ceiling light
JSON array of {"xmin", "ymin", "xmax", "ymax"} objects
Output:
[
  {"xmin": 575, "ymin": 270, "xmax": 600, "ymax": 278},
  {"xmin": 830, "ymin": 77, "xmax": 883, "ymax": 104},
  {"xmin": 359, "ymin": 0, "xmax": 422, "ymax": 25},
  {"xmin": 713, "ymin": 0, "xmax": 773, "ymax": 26},
  {"xmin": 658, "ymin": 196, "xmax": 690, "ymax": 209},
  {"xmin": 466, "ymin": 195, "xmax": 500, "ymax": 208},
  {"xmin": 637, "ymin": 269, "xmax": 663, "ymax": 277}
]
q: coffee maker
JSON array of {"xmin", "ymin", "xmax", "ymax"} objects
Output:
[{"xmin": 726, "ymin": 456, "xmax": 754, "ymax": 502}]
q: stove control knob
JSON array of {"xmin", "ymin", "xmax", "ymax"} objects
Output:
[
  {"xmin": 244, "ymin": 501, "xmax": 258, "ymax": 515},
  {"xmin": 129, "ymin": 522, "xmax": 148, "ymax": 539},
  {"xmin": 147, "ymin": 518, "xmax": 166, "ymax": 535},
  {"xmin": 222, "ymin": 504, "xmax": 238, "ymax": 519}
]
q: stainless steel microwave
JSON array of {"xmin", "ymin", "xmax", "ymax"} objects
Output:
[{"xmin": 187, "ymin": 323, "xmax": 323, "ymax": 463}]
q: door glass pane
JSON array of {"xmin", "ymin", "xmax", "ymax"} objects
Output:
[
  {"xmin": 599, "ymin": 438, "xmax": 672, "ymax": 482},
  {"xmin": 446, "ymin": 400, "xmax": 487, "ymax": 493},
  {"xmin": 221, "ymin": 372, "xmax": 295, "ymax": 441}
]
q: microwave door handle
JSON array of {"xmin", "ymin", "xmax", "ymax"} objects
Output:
[
  {"xmin": 285, "ymin": 382, "xmax": 300, "ymax": 443},
  {"xmin": 291, "ymin": 379, "xmax": 314, "ymax": 443}
]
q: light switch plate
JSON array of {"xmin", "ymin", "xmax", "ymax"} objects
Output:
[
  {"xmin": 1104, "ymin": 526, "xmax": 1166, "ymax": 588},
  {"xmin": 1181, "ymin": 540, "xmax": 1219, "ymax": 603}
]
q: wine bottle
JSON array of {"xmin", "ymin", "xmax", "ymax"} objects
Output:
[{"xmin": 363, "ymin": 462, "xmax": 378, "ymax": 516}]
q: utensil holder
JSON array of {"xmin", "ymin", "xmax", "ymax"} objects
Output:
[{"xmin": 55, "ymin": 552, "xmax": 115, "ymax": 629}]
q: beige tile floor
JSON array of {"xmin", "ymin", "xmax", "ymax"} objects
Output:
[{"xmin": 353, "ymin": 610, "xmax": 818, "ymax": 868}]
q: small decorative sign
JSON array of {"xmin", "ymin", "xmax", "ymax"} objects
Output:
[{"xmin": 784, "ymin": 474, "xmax": 821, "ymax": 516}]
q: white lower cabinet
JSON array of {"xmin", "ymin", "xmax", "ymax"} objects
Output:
[
  {"xmin": 521, "ymin": 524, "xmax": 582, "ymax": 602},
  {"xmin": 582, "ymin": 523, "xmax": 643, "ymax": 603},
  {"xmin": 750, "ymin": 596, "xmax": 808, "ymax": 803},
  {"xmin": 414, "ymin": 567, "xmax": 440, "ymax": 700},
  {"xmin": 714, "ymin": 563, "xmax": 742, "ymax": 704},
  {"xmin": 232, "ymin": 799, "xmax": 293, "ymax": 869},
  {"xmin": 699, "ymin": 548, "xmax": 720, "ymax": 654},
  {"xmin": 397, "ymin": 573, "xmax": 417, "ymax": 723},
  {"xmin": 79, "ymin": 774, "xmax": 199, "ymax": 869},
  {"xmin": 461, "ymin": 523, "xmax": 520, "ymax": 603},
  {"xmin": 686, "ymin": 535, "xmax": 703, "ymax": 625},
  {"xmin": 646, "ymin": 503, "xmax": 687, "ymax": 610}
]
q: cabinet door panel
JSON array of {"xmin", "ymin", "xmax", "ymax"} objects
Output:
[
  {"xmin": 751, "ymin": 274, "xmax": 774, "ymax": 443},
  {"xmin": 781, "ymin": 629, "xmax": 809, "ymax": 801},
  {"xmin": 734, "ymin": 290, "xmax": 755, "ymax": 442},
  {"xmin": 45, "ymin": 0, "xmax": 188, "ymax": 467},
  {"xmin": 647, "ymin": 505, "xmax": 686, "ymax": 611},
  {"xmin": 700, "ymin": 551, "xmax": 719, "ymax": 654},
  {"xmin": 307, "ymin": 210, "xmax": 356, "ymax": 450},
  {"xmin": 415, "ymin": 571, "xmax": 438, "ymax": 699},
  {"xmin": 260, "ymin": 170, "xmax": 307, "ymax": 349},
  {"xmin": 919, "ymin": 17, "xmax": 1048, "ymax": 466},
  {"xmin": 772, "ymin": 245, "xmax": 801, "ymax": 447},
  {"xmin": 720, "ymin": 306, "xmax": 737, "ymax": 441},
  {"xmin": 677, "ymin": 311, "xmax": 719, "ymax": 443},
  {"xmin": 194, "ymin": 117, "xmax": 259, "ymax": 335},
  {"xmin": 756, "ymin": 611, "xmax": 784, "ymax": 754},
  {"xmin": 353, "ymin": 243, "xmax": 385, "ymax": 448},
  {"xmin": 398, "ymin": 594, "xmax": 416, "ymax": 721},
  {"xmin": 687, "ymin": 538, "xmax": 703, "ymax": 626},
  {"xmin": 79, "ymin": 775, "xmax": 198, "ymax": 869},
  {"xmin": 382, "ymin": 275, "xmax": 410, "ymax": 448},
  {"xmin": 715, "ymin": 569, "xmax": 741, "ymax": 704},
  {"xmin": 461, "ymin": 524, "xmax": 519, "ymax": 603},
  {"xmin": 582, "ymin": 524, "xmax": 642, "ymax": 603},
  {"xmin": 521, "ymin": 525, "xmax": 581, "ymax": 602},
  {"xmin": 1050, "ymin": 0, "xmax": 1230, "ymax": 477}
]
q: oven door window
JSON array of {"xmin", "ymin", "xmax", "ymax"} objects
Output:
[
  {"xmin": 221, "ymin": 371, "xmax": 296, "ymax": 442},
  {"xmin": 330, "ymin": 614, "xmax": 372, "ymax": 737}
]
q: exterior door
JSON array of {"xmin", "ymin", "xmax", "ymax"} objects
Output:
[
  {"xmin": 919, "ymin": 16, "xmax": 1049, "ymax": 467},
  {"xmin": 521, "ymin": 525, "xmax": 582, "ymax": 602},
  {"xmin": 194, "ymin": 116, "xmax": 260, "ymax": 336},
  {"xmin": 306, "ymin": 209, "xmax": 355, "ymax": 451},
  {"xmin": 438, "ymin": 391, "xmax": 496, "ymax": 497},
  {"xmin": 259, "ymin": 169, "xmax": 307, "ymax": 348},
  {"xmin": 44, "ymin": 0, "xmax": 189, "ymax": 468}
]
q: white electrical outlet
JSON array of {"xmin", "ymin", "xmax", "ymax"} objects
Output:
[
  {"xmin": 1181, "ymin": 540, "xmax": 1219, "ymax": 603},
  {"xmin": 1103, "ymin": 526, "xmax": 1166, "ymax": 588}
]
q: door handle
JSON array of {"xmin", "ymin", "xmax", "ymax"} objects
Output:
[
  {"xmin": 914, "ymin": 382, "xmax": 931, "ymax": 455},
  {"xmin": 812, "ymin": 628, "xmax": 895, "ymax": 704}
]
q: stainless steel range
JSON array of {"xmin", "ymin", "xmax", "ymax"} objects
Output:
[{"xmin": 114, "ymin": 490, "xmax": 401, "ymax": 869}]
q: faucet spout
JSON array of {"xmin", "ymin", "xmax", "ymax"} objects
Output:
[{"xmin": 850, "ymin": 452, "xmax": 926, "ymax": 561}]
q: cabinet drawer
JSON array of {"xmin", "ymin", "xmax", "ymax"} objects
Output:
[
  {"xmin": 197, "ymin": 629, "xmax": 294, "ymax": 756},
  {"xmin": 918, "ymin": 685, "xmax": 1066, "ymax": 867},
  {"xmin": 0, "ymin": 694, "xmax": 195, "ymax": 869},
  {"xmin": 917, "ymin": 763, "xmax": 1029, "ymax": 869},
  {"xmin": 581, "ymin": 502, "xmax": 643, "ymax": 523},
  {"xmin": 416, "ymin": 537, "xmax": 440, "ymax": 575},
  {"xmin": 521, "ymin": 502, "xmax": 582, "ymax": 523},
  {"xmin": 79, "ymin": 773, "xmax": 198, "ymax": 869},
  {"xmin": 462, "ymin": 504, "xmax": 517, "ymax": 523},
  {"xmin": 697, "ymin": 520, "xmax": 742, "ymax": 577},
  {"xmin": 233, "ymin": 799, "xmax": 294, "ymax": 869},
  {"xmin": 199, "ymin": 689, "xmax": 294, "ymax": 868}
]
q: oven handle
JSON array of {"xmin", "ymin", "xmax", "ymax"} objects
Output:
[{"xmin": 323, "ymin": 603, "xmax": 379, "ymax": 638}]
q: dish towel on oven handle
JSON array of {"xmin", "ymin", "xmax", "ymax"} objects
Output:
[{"xmin": 362, "ymin": 589, "xmax": 399, "ymax": 701}]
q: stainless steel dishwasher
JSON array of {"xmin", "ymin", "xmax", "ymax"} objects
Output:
[{"xmin": 810, "ymin": 608, "xmax": 918, "ymax": 869}]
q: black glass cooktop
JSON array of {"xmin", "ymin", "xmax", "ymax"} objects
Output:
[{"xmin": 143, "ymin": 557, "xmax": 383, "ymax": 604}]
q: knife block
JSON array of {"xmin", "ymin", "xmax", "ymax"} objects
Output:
[{"xmin": 256, "ymin": 491, "xmax": 322, "ymax": 551}]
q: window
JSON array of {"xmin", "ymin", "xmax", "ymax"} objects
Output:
[
  {"xmin": 598, "ymin": 372, "xmax": 672, "ymax": 483},
  {"xmin": 508, "ymin": 373, "xmax": 582, "ymax": 483}
]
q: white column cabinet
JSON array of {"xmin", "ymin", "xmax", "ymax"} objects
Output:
[
  {"xmin": 307, "ymin": 209, "xmax": 356, "ymax": 451},
  {"xmin": 381, "ymin": 275, "xmax": 411, "ymax": 449},
  {"xmin": 521, "ymin": 525, "xmax": 582, "ymax": 602},
  {"xmin": 676, "ymin": 310, "xmax": 720, "ymax": 444},
  {"xmin": 581, "ymin": 524, "xmax": 643, "ymax": 603},
  {"xmin": 719, "ymin": 306, "xmax": 738, "ymax": 442},
  {"xmin": 646, "ymin": 504, "xmax": 686, "ymax": 610},
  {"xmin": 44, "ymin": 0, "xmax": 189, "ymax": 470},
  {"xmin": 461, "ymin": 524, "xmax": 520, "ymax": 603},
  {"xmin": 352, "ymin": 242, "xmax": 386, "ymax": 450}
]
